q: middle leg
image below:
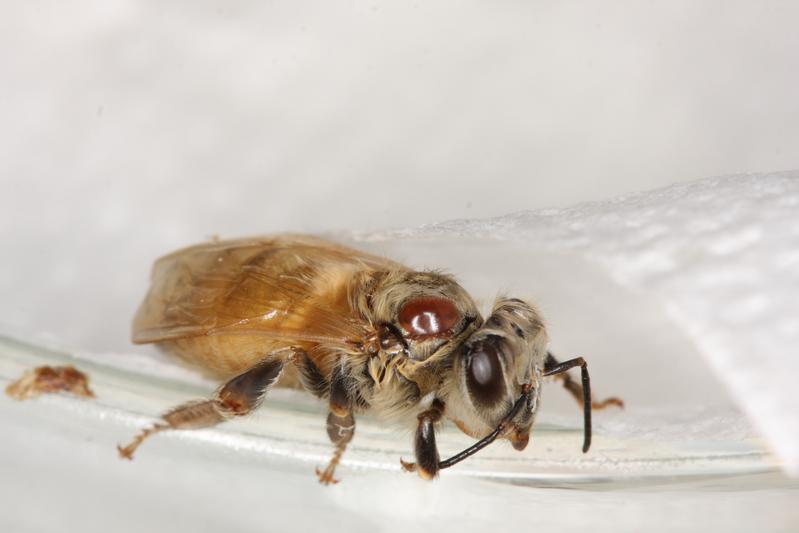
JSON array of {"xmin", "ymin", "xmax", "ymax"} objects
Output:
[
  {"xmin": 315, "ymin": 410, "xmax": 356, "ymax": 485},
  {"xmin": 315, "ymin": 357, "xmax": 358, "ymax": 485}
]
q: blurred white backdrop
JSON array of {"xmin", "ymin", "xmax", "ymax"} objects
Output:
[
  {"xmin": 1, "ymin": 2, "xmax": 798, "ymax": 532},
  {"xmin": 2, "ymin": 1, "xmax": 798, "ymax": 351}
]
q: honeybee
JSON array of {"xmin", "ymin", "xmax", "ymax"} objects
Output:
[{"xmin": 119, "ymin": 235, "xmax": 622, "ymax": 483}]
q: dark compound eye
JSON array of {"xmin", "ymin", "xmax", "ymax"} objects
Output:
[
  {"xmin": 465, "ymin": 339, "xmax": 507, "ymax": 407},
  {"xmin": 398, "ymin": 297, "xmax": 460, "ymax": 339}
]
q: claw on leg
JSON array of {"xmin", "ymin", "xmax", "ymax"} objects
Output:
[
  {"xmin": 117, "ymin": 423, "xmax": 169, "ymax": 460},
  {"xmin": 316, "ymin": 447, "xmax": 345, "ymax": 485},
  {"xmin": 400, "ymin": 458, "xmax": 435, "ymax": 480},
  {"xmin": 399, "ymin": 458, "xmax": 416, "ymax": 473}
]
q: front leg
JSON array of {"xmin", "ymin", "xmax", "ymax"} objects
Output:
[
  {"xmin": 402, "ymin": 386, "xmax": 534, "ymax": 475},
  {"xmin": 400, "ymin": 399, "xmax": 445, "ymax": 480},
  {"xmin": 545, "ymin": 352, "xmax": 624, "ymax": 410}
]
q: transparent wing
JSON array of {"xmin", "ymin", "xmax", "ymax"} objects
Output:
[{"xmin": 132, "ymin": 235, "xmax": 404, "ymax": 346}]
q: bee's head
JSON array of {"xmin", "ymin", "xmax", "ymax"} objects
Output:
[{"xmin": 449, "ymin": 298, "xmax": 548, "ymax": 450}]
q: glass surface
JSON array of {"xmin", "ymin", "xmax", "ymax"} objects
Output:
[{"xmin": 0, "ymin": 334, "xmax": 779, "ymax": 488}]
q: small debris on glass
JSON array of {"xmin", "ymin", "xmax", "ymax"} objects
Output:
[{"xmin": 5, "ymin": 365, "xmax": 95, "ymax": 401}]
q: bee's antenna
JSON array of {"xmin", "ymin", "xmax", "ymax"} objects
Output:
[{"xmin": 543, "ymin": 354, "xmax": 592, "ymax": 453}]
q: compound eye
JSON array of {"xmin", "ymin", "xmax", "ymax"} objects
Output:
[
  {"xmin": 465, "ymin": 339, "xmax": 506, "ymax": 407},
  {"xmin": 398, "ymin": 297, "xmax": 460, "ymax": 339}
]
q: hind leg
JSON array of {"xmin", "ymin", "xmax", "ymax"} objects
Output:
[{"xmin": 118, "ymin": 353, "xmax": 289, "ymax": 459}]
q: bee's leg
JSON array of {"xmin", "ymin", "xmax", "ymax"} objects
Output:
[
  {"xmin": 316, "ymin": 410, "xmax": 356, "ymax": 485},
  {"xmin": 316, "ymin": 359, "xmax": 356, "ymax": 485},
  {"xmin": 399, "ymin": 398, "xmax": 445, "ymax": 480},
  {"xmin": 293, "ymin": 350, "xmax": 330, "ymax": 399},
  {"xmin": 117, "ymin": 355, "xmax": 287, "ymax": 459},
  {"xmin": 545, "ymin": 352, "xmax": 624, "ymax": 409}
]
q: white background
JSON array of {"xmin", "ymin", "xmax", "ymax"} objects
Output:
[{"xmin": 2, "ymin": 2, "xmax": 799, "ymax": 353}]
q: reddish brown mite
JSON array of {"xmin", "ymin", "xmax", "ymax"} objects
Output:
[
  {"xmin": 119, "ymin": 235, "xmax": 622, "ymax": 483},
  {"xmin": 6, "ymin": 365, "xmax": 95, "ymax": 401}
]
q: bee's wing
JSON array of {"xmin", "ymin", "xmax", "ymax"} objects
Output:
[{"xmin": 131, "ymin": 236, "xmax": 404, "ymax": 346}]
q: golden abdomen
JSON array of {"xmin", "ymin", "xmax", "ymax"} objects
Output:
[{"xmin": 162, "ymin": 335, "xmax": 293, "ymax": 378}]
